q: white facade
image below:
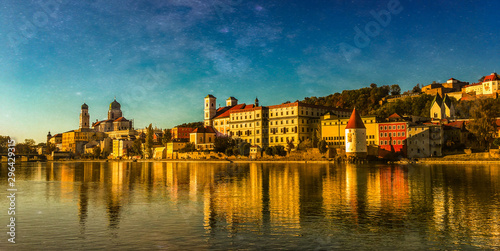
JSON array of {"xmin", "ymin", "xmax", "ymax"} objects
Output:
[{"xmin": 345, "ymin": 128, "xmax": 367, "ymax": 154}]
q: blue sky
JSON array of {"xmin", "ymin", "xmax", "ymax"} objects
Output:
[{"xmin": 1, "ymin": 0, "xmax": 499, "ymax": 143}]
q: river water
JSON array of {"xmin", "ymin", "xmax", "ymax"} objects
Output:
[{"xmin": 1, "ymin": 161, "xmax": 499, "ymax": 250}]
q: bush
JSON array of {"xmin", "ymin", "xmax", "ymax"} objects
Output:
[
  {"xmin": 493, "ymin": 138, "xmax": 500, "ymax": 148},
  {"xmin": 225, "ymin": 148, "xmax": 233, "ymax": 156},
  {"xmin": 272, "ymin": 145, "xmax": 286, "ymax": 156},
  {"xmin": 265, "ymin": 147, "xmax": 273, "ymax": 156},
  {"xmin": 232, "ymin": 147, "xmax": 240, "ymax": 156},
  {"xmin": 318, "ymin": 140, "xmax": 328, "ymax": 154}
]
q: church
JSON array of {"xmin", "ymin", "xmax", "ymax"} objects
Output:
[{"xmin": 91, "ymin": 98, "xmax": 133, "ymax": 132}]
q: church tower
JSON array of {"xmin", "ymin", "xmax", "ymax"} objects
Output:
[
  {"xmin": 204, "ymin": 95, "xmax": 217, "ymax": 126},
  {"xmin": 47, "ymin": 131, "xmax": 52, "ymax": 144},
  {"xmin": 80, "ymin": 103, "xmax": 90, "ymax": 129},
  {"xmin": 345, "ymin": 108, "xmax": 367, "ymax": 158},
  {"xmin": 108, "ymin": 98, "xmax": 122, "ymax": 120}
]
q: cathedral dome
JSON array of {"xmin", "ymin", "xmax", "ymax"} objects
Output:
[
  {"xmin": 81, "ymin": 103, "xmax": 88, "ymax": 109},
  {"xmin": 109, "ymin": 99, "xmax": 121, "ymax": 110}
]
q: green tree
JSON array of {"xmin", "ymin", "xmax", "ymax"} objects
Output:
[
  {"xmin": 93, "ymin": 146, "xmax": 101, "ymax": 159},
  {"xmin": 466, "ymin": 98, "xmax": 500, "ymax": 150},
  {"xmin": 238, "ymin": 141, "xmax": 251, "ymax": 156},
  {"xmin": 214, "ymin": 136, "xmax": 235, "ymax": 153},
  {"xmin": 145, "ymin": 124, "xmax": 154, "ymax": 158},
  {"xmin": 162, "ymin": 129, "xmax": 172, "ymax": 145},
  {"xmin": 298, "ymin": 138, "xmax": 312, "ymax": 150},
  {"xmin": 265, "ymin": 147, "xmax": 273, "ymax": 156},
  {"xmin": 286, "ymin": 138, "xmax": 295, "ymax": 154},
  {"xmin": 412, "ymin": 83, "xmax": 421, "ymax": 93},
  {"xmin": 132, "ymin": 138, "xmax": 143, "ymax": 157},
  {"xmin": 318, "ymin": 140, "xmax": 328, "ymax": 154},
  {"xmin": 46, "ymin": 142, "xmax": 56, "ymax": 154},
  {"xmin": 390, "ymin": 84, "xmax": 401, "ymax": 96},
  {"xmin": 0, "ymin": 136, "xmax": 11, "ymax": 153}
]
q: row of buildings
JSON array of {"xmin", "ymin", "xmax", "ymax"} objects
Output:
[
  {"xmin": 193, "ymin": 93, "xmax": 475, "ymax": 159},
  {"xmin": 48, "ymin": 72, "xmax": 499, "ymax": 160}
]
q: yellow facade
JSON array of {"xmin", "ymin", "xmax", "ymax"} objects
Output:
[
  {"xmin": 229, "ymin": 106, "xmax": 268, "ymax": 146},
  {"xmin": 61, "ymin": 129, "xmax": 106, "ymax": 153},
  {"xmin": 321, "ymin": 114, "xmax": 378, "ymax": 148},
  {"xmin": 267, "ymin": 102, "xmax": 349, "ymax": 147}
]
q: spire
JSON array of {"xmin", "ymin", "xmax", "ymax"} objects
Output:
[{"xmin": 345, "ymin": 108, "xmax": 365, "ymax": 129}]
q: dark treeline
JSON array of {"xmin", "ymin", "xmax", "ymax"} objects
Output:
[{"xmin": 302, "ymin": 84, "xmax": 436, "ymax": 117}]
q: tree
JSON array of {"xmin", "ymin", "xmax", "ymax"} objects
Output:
[
  {"xmin": 132, "ymin": 138, "xmax": 143, "ymax": 157},
  {"xmin": 162, "ymin": 129, "xmax": 172, "ymax": 145},
  {"xmin": 0, "ymin": 136, "xmax": 11, "ymax": 153},
  {"xmin": 265, "ymin": 147, "xmax": 273, "ymax": 156},
  {"xmin": 298, "ymin": 138, "xmax": 312, "ymax": 150},
  {"xmin": 145, "ymin": 124, "xmax": 154, "ymax": 158},
  {"xmin": 412, "ymin": 84, "xmax": 421, "ymax": 93},
  {"xmin": 272, "ymin": 145, "xmax": 286, "ymax": 156},
  {"xmin": 46, "ymin": 142, "xmax": 56, "ymax": 154},
  {"xmin": 390, "ymin": 84, "xmax": 401, "ymax": 96},
  {"xmin": 238, "ymin": 141, "xmax": 251, "ymax": 156},
  {"xmin": 286, "ymin": 138, "xmax": 295, "ymax": 154},
  {"xmin": 214, "ymin": 136, "xmax": 235, "ymax": 153},
  {"xmin": 318, "ymin": 140, "xmax": 328, "ymax": 154},
  {"xmin": 93, "ymin": 146, "xmax": 101, "ymax": 159},
  {"xmin": 466, "ymin": 98, "xmax": 500, "ymax": 150}
]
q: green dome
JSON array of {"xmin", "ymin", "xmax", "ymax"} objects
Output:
[
  {"xmin": 81, "ymin": 103, "xmax": 88, "ymax": 109},
  {"xmin": 110, "ymin": 99, "xmax": 121, "ymax": 110}
]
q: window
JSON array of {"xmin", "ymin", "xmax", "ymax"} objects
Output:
[
  {"xmin": 384, "ymin": 126, "xmax": 387, "ymax": 130},
  {"xmin": 397, "ymin": 125, "xmax": 400, "ymax": 129},
  {"xmin": 402, "ymin": 132, "xmax": 405, "ymax": 137},
  {"xmin": 398, "ymin": 140, "xmax": 401, "ymax": 145}
]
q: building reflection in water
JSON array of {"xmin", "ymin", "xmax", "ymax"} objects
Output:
[{"xmin": 31, "ymin": 162, "xmax": 500, "ymax": 248}]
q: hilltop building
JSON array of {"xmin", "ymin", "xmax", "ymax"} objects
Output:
[
  {"xmin": 463, "ymin": 72, "xmax": 500, "ymax": 97},
  {"xmin": 345, "ymin": 108, "xmax": 367, "ymax": 158},
  {"xmin": 422, "ymin": 78, "xmax": 468, "ymax": 96},
  {"xmin": 430, "ymin": 93, "xmax": 455, "ymax": 120}
]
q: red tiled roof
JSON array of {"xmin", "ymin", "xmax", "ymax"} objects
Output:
[
  {"xmin": 388, "ymin": 113, "xmax": 402, "ymax": 119},
  {"xmin": 484, "ymin": 73, "xmax": 500, "ymax": 82},
  {"xmin": 447, "ymin": 121, "xmax": 465, "ymax": 128},
  {"xmin": 345, "ymin": 108, "xmax": 365, "ymax": 129},
  {"xmin": 192, "ymin": 126, "xmax": 216, "ymax": 134},
  {"xmin": 213, "ymin": 104, "xmax": 246, "ymax": 119}
]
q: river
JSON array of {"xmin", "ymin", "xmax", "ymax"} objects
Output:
[{"xmin": 1, "ymin": 161, "xmax": 499, "ymax": 250}]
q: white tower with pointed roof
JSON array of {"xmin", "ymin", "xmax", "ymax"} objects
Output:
[{"xmin": 345, "ymin": 108, "xmax": 367, "ymax": 157}]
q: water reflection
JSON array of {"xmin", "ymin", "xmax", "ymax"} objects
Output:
[{"xmin": 1, "ymin": 162, "xmax": 499, "ymax": 249}]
